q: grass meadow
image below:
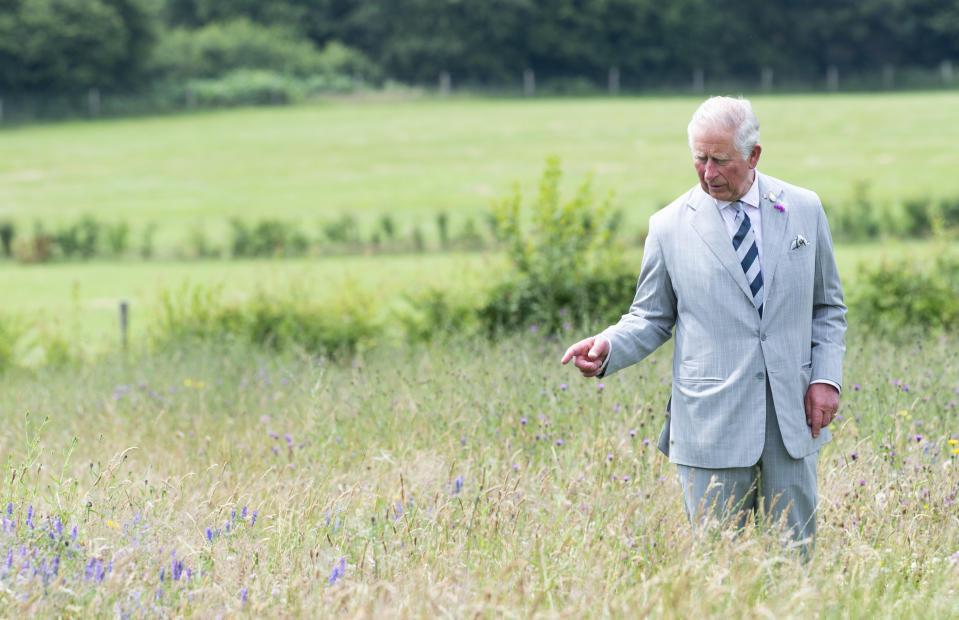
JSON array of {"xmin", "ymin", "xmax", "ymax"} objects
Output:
[
  {"xmin": 1, "ymin": 330, "xmax": 957, "ymax": 617},
  {"xmin": 2, "ymin": 91, "xmax": 959, "ymax": 249},
  {"xmin": 2, "ymin": 93, "xmax": 958, "ymax": 616}
]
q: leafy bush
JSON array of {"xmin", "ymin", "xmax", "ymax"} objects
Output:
[
  {"xmin": 395, "ymin": 289, "xmax": 478, "ymax": 345},
  {"xmin": 150, "ymin": 19, "xmax": 379, "ymax": 83},
  {"xmin": 322, "ymin": 215, "xmax": 360, "ymax": 245},
  {"xmin": 105, "ymin": 221, "xmax": 130, "ymax": 256},
  {"xmin": 187, "ymin": 69, "xmax": 304, "ymax": 107},
  {"xmin": 152, "ymin": 284, "xmax": 379, "ymax": 356},
  {"xmin": 52, "ymin": 216, "xmax": 101, "ymax": 259},
  {"xmin": 829, "ymin": 181, "xmax": 885, "ymax": 242},
  {"xmin": 478, "ymin": 157, "xmax": 636, "ymax": 334},
  {"xmin": 230, "ymin": 218, "xmax": 309, "ymax": 258},
  {"xmin": 0, "ymin": 221, "xmax": 14, "ymax": 257},
  {"xmin": 849, "ymin": 245, "xmax": 959, "ymax": 332}
]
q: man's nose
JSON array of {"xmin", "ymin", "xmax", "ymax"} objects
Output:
[{"xmin": 704, "ymin": 160, "xmax": 718, "ymax": 179}]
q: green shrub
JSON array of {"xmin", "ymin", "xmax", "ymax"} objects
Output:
[
  {"xmin": 152, "ymin": 284, "xmax": 379, "ymax": 356},
  {"xmin": 849, "ymin": 245, "xmax": 959, "ymax": 333},
  {"xmin": 52, "ymin": 216, "xmax": 101, "ymax": 260},
  {"xmin": 395, "ymin": 289, "xmax": 477, "ymax": 345},
  {"xmin": 0, "ymin": 221, "xmax": 14, "ymax": 258},
  {"xmin": 829, "ymin": 181, "xmax": 884, "ymax": 242},
  {"xmin": 478, "ymin": 156, "xmax": 636, "ymax": 334},
  {"xmin": 150, "ymin": 20, "xmax": 379, "ymax": 82},
  {"xmin": 187, "ymin": 69, "xmax": 304, "ymax": 107},
  {"xmin": 105, "ymin": 221, "xmax": 130, "ymax": 256},
  {"xmin": 901, "ymin": 198, "xmax": 934, "ymax": 238},
  {"xmin": 322, "ymin": 214, "xmax": 360, "ymax": 245},
  {"xmin": 230, "ymin": 218, "xmax": 309, "ymax": 258}
]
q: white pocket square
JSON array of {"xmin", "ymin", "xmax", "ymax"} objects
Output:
[{"xmin": 790, "ymin": 234, "xmax": 808, "ymax": 250}]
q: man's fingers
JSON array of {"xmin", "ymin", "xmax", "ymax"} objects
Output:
[
  {"xmin": 809, "ymin": 408, "xmax": 823, "ymax": 438},
  {"xmin": 561, "ymin": 341, "xmax": 586, "ymax": 365}
]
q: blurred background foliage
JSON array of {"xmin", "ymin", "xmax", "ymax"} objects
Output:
[{"xmin": 2, "ymin": 0, "xmax": 959, "ymax": 98}]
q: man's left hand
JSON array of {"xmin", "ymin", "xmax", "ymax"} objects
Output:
[{"xmin": 804, "ymin": 383, "xmax": 840, "ymax": 439}]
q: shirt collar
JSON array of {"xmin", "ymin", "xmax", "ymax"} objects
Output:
[{"xmin": 714, "ymin": 171, "xmax": 760, "ymax": 211}]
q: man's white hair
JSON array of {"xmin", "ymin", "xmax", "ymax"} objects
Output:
[{"xmin": 687, "ymin": 96, "xmax": 760, "ymax": 160}]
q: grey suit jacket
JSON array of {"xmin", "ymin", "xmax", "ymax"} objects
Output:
[{"xmin": 600, "ymin": 172, "xmax": 846, "ymax": 468}]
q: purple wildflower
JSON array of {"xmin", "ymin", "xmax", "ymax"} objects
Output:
[
  {"xmin": 853, "ymin": 384, "xmax": 861, "ymax": 390},
  {"xmin": 251, "ymin": 510, "xmax": 258, "ymax": 526},
  {"xmin": 328, "ymin": 557, "xmax": 346, "ymax": 585},
  {"xmin": 206, "ymin": 526, "xmax": 213, "ymax": 542},
  {"xmin": 454, "ymin": 476, "xmax": 464, "ymax": 495},
  {"xmin": 556, "ymin": 439, "xmax": 564, "ymax": 446},
  {"xmin": 241, "ymin": 587, "xmax": 248, "ymax": 603},
  {"xmin": 560, "ymin": 383, "xmax": 568, "ymax": 391},
  {"xmin": 520, "ymin": 417, "xmax": 527, "ymax": 425}
]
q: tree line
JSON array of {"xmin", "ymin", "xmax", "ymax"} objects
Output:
[{"xmin": 2, "ymin": 0, "xmax": 958, "ymax": 94}]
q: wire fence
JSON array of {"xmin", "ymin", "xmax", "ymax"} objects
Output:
[{"xmin": 1, "ymin": 61, "xmax": 956, "ymax": 125}]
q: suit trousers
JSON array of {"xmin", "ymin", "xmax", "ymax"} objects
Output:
[{"xmin": 675, "ymin": 380, "xmax": 818, "ymax": 554}]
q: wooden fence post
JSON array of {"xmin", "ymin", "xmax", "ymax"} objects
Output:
[
  {"xmin": 119, "ymin": 300, "xmax": 129, "ymax": 351},
  {"xmin": 761, "ymin": 67, "xmax": 774, "ymax": 91},
  {"xmin": 826, "ymin": 66, "xmax": 839, "ymax": 91},
  {"xmin": 608, "ymin": 67, "xmax": 620, "ymax": 95},
  {"xmin": 882, "ymin": 64, "xmax": 895, "ymax": 89},
  {"xmin": 692, "ymin": 68, "xmax": 704, "ymax": 93},
  {"xmin": 439, "ymin": 71, "xmax": 451, "ymax": 96},
  {"xmin": 88, "ymin": 88, "xmax": 101, "ymax": 117}
]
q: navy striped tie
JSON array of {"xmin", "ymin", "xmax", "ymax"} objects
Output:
[{"xmin": 731, "ymin": 201, "xmax": 764, "ymax": 316}]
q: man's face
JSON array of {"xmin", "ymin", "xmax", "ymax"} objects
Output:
[{"xmin": 691, "ymin": 126, "xmax": 761, "ymax": 202}]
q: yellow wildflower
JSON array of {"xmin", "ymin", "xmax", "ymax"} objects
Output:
[
  {"xmin": 949, "ymin": 439, "xmax": 958, "ymax": 445},
  {"xmin": 107, "ymin": 520, "xmax": 120, "ymax": 529},
  {"xmin": 184, "ymin": 379, "xmax": 193, "ymax": 387}
]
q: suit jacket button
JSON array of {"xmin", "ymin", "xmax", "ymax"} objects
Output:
[
  {"xmin": 760, "ymin": 334, "xmax": 768, "ymax": 342},
  {"xmin": 755, "ymin": 372, "xmax": 764, "ymax": 379}
]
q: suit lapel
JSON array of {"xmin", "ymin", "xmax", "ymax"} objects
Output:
[
  {"xmin": 686, "ymin": 190, "xmax": 755, "ymax": 302},
  {"xmin": 758, "ymin": 174, "xmax": 789, "ymax": 312}
]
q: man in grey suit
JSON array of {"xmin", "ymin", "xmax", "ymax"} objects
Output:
[{"xmin": 561, "ymin": 96, "xmax": 846, "ymax": 553}]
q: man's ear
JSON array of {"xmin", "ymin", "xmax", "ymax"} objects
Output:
[{"xmin": 748, "ymin": 144, "xmax": 762, "ymax": 169}]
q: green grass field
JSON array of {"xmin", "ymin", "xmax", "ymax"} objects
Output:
[
  {"xmin": 3, "ymin": 92, "xmax": 959, "ymax": 249},
  {"xmin": 0, "ymin": 240, "xmax": 942, "ymax": 363},
  {"xmin": 1, "ymin": 332, "xmax": 956, "ymax": 616},
  {"xmin": 1, "ymin": 94, "xmax": 958, "ymax": 616}
]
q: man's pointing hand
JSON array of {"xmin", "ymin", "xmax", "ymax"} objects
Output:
[{"xmin": 561, "ymin": 335, "xmax": 610, "ymax": 378}]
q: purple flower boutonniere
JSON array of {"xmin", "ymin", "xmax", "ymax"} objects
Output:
[{"xmin": 764, "ymin": 191, "xmax": 787, "ymax": 213}]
